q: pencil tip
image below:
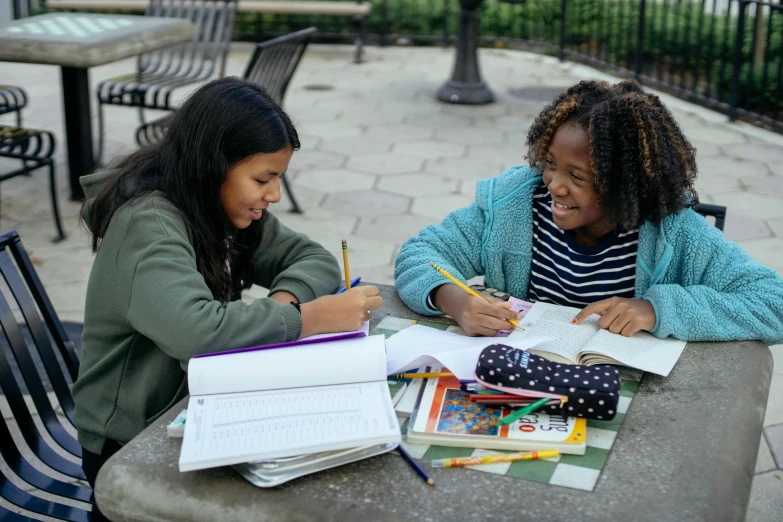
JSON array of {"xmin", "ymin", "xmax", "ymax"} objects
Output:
[{"xmin": 427, "ymin": 479, "xmax": 435, "ymax": 486}]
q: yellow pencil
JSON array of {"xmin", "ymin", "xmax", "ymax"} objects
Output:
[
  {"xmin": 429, "ymin": 262, "xmax": 522, "ymax": 330},
  {"xmin": 394, "ymin": 372, "xmax": 454, "ymax": 380},
  {"xmin": 431, "ymin": 450, "xmax": 560, "ymax": 468},
  {"xmin": 341, "ymin": 239, "xmax": 352, "ymax": 290}
]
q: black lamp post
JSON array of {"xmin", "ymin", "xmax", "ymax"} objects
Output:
[
  {"xmin": 437, "ymin": 0, "xmax": 492, "ymax": 105},
  {"xmin": 437, "ymin": 0, "xmax": 527, "ymax": 105}
]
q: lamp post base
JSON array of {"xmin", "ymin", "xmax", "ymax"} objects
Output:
[
  {"xmin": 437, "ymin": 80, "xmax": 494, "ymax": 105},
  {"xmin": 436, "ymin": 2, "xmax": 494, "ymax": 106}
]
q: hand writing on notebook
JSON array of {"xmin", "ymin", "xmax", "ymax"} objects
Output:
[
  {"xmin": 299, "ymin": 286, "xmax": 383, "ymax": 338},
  {"xmin": 572, "ymin": 297, "xmax": 656, "ymax": 337},
  {"xmin": 433, "ymin": 284, "xmax": 522, "ymax": 337}
]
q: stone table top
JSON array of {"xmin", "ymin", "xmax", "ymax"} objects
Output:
[
  {"xmin": 0, "ymin": 13, "xmax": 194, "ymax": 68},
  {"xmin": 95, "ymin": 284, "xmax": 773, "ymax": 522}
]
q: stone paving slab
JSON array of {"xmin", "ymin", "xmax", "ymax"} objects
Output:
[{"xmin": 1, "ymin": 42, "xmax": 782, "ymax": 519}]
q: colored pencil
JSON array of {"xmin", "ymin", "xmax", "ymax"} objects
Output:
[
  {"xmin": 497, "ymin": 397, "xmax": 552, "ymax": 426},
  {"xmin": 431, "ymin": 450, "xmax": 560, "ymax": 468},
  {"xmin": 429, "ymin": 262, "xmax": 522, "ymax": 331},
  {"xmin": 398, "ymin": 445, "xmax": 434, "ymax": 486},
  {"xmin": 394, "ymin": 372, "xmax": 454, "ymax": 380},
  {"xmin": 341, "ymin": 239, "xmax": 352, "ymax": 290}
]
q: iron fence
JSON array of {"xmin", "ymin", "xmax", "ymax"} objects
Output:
[
  {"xmin": 13, "ymin": 0, "xmax": 783, "ymax": 132},
  {"xmin": 233, "ymin": 0, "xmax": 783, "ymax": 133}
]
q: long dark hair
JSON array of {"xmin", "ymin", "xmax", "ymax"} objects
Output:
[{"xmin": 86, "ymin": 77, "xmax": 300, "ymax": 303}]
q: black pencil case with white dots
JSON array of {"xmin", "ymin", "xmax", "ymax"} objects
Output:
[{"xmin": 474, "ymin": 344, "xmax": 620, "ymax": 420}]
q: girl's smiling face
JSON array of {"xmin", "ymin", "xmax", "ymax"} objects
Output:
[
  {"xmin": 220, "ymin": 146, "xmax": 294, "ymax": 229},
  {"xmin": 543, "ymin": 120, "xmax": 615, "ymax": 247}
]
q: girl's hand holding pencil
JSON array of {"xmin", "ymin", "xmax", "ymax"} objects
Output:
[
  {"xmin": 429, "ymin": 263, "xmax": 522, "ymax": 337},
  {"xmin": 298, "ymin": 287, "xmax": 382, "ymax": 338},
  {"xmin": 298, "ymin": 239, "xmax": 382, "ymax": 338}
]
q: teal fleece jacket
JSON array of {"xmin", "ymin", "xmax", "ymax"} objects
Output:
[
  {"xmin": 395, "ymin": 165, "xmax": 783, "ymax": 346},
  {"xmin": 73, "ymin": 171, "xmax": 341, "ymax": 453}
]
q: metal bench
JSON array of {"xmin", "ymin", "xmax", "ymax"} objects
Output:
[
  {"xmin": 0, "ymin": 85, "xmax": 28, "ymax": 127},
  {"xmin": 694, "ymin": 202, "xmax": 727, "ymax": 232},
  {"xmin": 0, "ymin": 87, "xmax": 66, "ymax": 241},
  {"xmin": 0, "ymin": 229, "xmax": 90, "ymax": 520},
  {"xmin": 85, "ymin": 0, "xmax": 238, "ymax": 164},
  {"xmin": 45, "ymin": 0, "xmax": 372, "ymax": 63}
]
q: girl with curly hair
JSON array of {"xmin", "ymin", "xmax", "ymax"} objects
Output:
[{"xmin": 395, "ymin": 79, "xmax": 783, "ymax": 343}]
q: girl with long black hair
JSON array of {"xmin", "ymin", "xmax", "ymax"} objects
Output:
[{"xmin": 73, "ymin": 77, "xmax": 382, "ymax": 495}]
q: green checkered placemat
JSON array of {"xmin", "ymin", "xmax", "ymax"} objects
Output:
[{"xmin": 373, "ymin": 316, "xmax": 642, "ymax": 492}]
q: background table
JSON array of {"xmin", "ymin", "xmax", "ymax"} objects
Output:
[
  {"xmin": 95, "ymin": 284, "xmax": 773, "ymax": 522},
  {"xmin": 0, "ymin": 13, "xmax": 194, "ymax": 200}
]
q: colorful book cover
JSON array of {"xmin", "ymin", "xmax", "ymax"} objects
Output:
[{"xmin": 408, "ymin": 376, "xmax": 586, "ymax": 455}]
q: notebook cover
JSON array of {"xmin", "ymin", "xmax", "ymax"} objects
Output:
[{"xmin": 193, "ymin": 330, "xmax": 365, "ymax": 359}]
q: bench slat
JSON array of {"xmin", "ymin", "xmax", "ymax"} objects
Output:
[{"xmin": 46, "ymin": 0, "xmax": 371, "ymax": 16}]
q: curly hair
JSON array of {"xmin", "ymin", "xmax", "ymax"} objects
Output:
[{"xmin": 525, "ymin": 79, "xmax": 698, "ymax": 230}]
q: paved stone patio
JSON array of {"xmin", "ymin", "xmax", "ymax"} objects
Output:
[{"xmin": 1, "ymin": 42, "xmax": 782, "ymax": 519}]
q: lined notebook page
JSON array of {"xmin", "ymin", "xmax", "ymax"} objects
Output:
[{"xmin": 179, "ymin": 381, "xmax": 400, "ymax": 471}]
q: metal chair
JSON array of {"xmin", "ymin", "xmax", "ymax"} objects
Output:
[
  {"xmin": 0, "ymin": 125, "xmax": 66, "ymax": 242},
  {"xmin": 0, "ymin": 229, "xmax": 94, "ymax": 521},
  {"xmin": 0, "ymin": 85, "xmax": 28, "ymax": 128},
  {"xmin": 136, "ymin": 27, "xmax": 317, "ymax": 214},
  {"xmin": 96, "ymin": 0, "xmax": 239, "ymax": 163},
  {"xmin": 694, "ymin": 202, "xmax": 727, "ymax": 232}
]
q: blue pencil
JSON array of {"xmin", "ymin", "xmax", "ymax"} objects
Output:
[
  {"xmin": 398, "ymin": 445, "xmax": 434, "ymax": 486},
  {"xmin": 335, "ymin": 277, "xmax": 361, "ymax": 294}
]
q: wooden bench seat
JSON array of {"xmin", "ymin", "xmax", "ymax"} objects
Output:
[{"xmin": 46, "ymin": 0, "xmax": 371, "ymax": 62}]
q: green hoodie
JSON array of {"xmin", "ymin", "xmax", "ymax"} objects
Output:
[{"xmin": 73, "ymin": 171, "xmax": 341, "ymax": 453}]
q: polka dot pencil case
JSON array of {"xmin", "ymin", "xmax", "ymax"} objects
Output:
[{"xmin": 474, "ymin": 344, "xmax": 620, "ymax": 420}]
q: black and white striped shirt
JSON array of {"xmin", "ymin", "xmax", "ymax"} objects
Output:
[{"xmin": 528, "ymin": 184, "xmax": 638, "ymax": 307}]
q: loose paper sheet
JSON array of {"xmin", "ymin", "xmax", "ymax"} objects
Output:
[{"xmin": 385, "ymin": 325, "xmax": 556, "ymax": 380}]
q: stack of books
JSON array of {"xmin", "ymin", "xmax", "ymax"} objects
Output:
[
  {"xmin": 404, "ymin": 372, "xmax": 587, "ymax": 455},
  {"xmin": 175, "ymin": 330, "xmax": 401, "ymax": 487}
]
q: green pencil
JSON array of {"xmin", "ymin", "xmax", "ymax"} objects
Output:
[{"xmin": 497, "ymin": 397, "xmax": 553, "ymax": 426}]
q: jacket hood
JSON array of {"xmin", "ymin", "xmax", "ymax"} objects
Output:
[{"xmin": 79, "ymin": 170, "xmax": 118, "ymax": 233}]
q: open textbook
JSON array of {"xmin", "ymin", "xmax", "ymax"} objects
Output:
[
  {"xmin": 179, "ymin": 334, "xmax": 401, "ymax": 472},
  {"xmin": 511, "ymin": 302, "xmax": 686, "ymax": 376}
]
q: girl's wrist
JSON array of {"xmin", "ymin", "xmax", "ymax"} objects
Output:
[
  {"xmin": 433, "ymin": 284, "xmax": 462, "ymax": 317},
  {"xmin": 298, "ymin": 300, "xmax": 321, "ymax": 338}
]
